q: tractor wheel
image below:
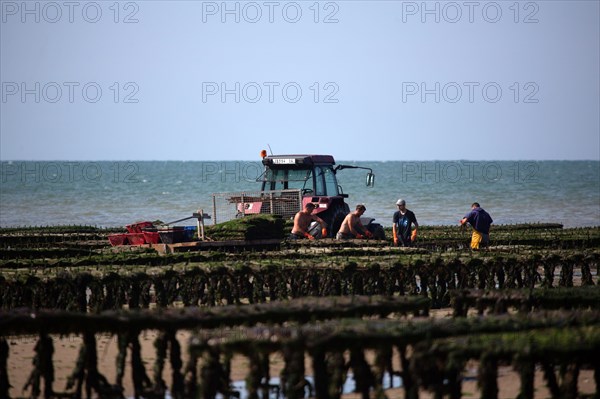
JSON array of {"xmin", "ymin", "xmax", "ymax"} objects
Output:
[{"xmin": 367, "ymin": 223, "xmax": 386, "ymax": 240}]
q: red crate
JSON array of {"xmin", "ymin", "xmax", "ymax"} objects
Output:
[
  {"xmin": 108, "ymin": 234, "xmax": 128, "ymax": 246},
  {"xmin": 143, "ymin": 231, "xmax": 161, "ymax": 244},
  {"xmin": 126, "ymin": 233, "xmax": 146, "ymax": 245},
  {"xmin": 126, "ymin": 221, "xmax": 154, "ymax": 233}
]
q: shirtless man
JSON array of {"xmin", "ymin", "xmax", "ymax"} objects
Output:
[
  {"xmin": 336, "ymin": 204, "xmax": 373, "ymax": 239},
  {"xmin": 290, "ymin": 203, "xmax": 327, "ymax": 239}
]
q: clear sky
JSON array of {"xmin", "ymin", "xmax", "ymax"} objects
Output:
[{"xmin": 1, "ymin": 0, "xmax": 599, "ymax": 161}]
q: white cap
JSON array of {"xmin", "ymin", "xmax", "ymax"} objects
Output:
[{"xmin": 396, "ymin": 199, "xmax": 406, "ymax": 206}]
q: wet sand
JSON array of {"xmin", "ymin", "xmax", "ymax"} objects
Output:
[{"xmin": 6, "ymin": 325, "xmax": 596, "ymax": 398}]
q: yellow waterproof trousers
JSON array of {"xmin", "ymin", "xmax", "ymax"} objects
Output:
[{"xmin": 470, "ymin": 230, "xmax": 489, "ymax": 250}]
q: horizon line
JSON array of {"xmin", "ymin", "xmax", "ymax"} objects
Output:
[{"xmin": 1, "ymin": 159, "xmax": 599, "ymax": 163}]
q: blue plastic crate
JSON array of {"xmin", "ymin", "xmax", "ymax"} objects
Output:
[{"xmin": 183, "ymin": 226, "xmax": 196, "ymax": 241}]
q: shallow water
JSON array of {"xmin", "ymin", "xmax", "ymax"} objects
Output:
[
  {"xmin": 219, "ymin": 373, "xmax": 403, "ymax": 399},
  {"xmin": 137, "ymin": 372, "xmax": 403, "ymax": 399},
  {"xmin": 1, "ymin": 160, "xmax": 598, "ymax": 228}
]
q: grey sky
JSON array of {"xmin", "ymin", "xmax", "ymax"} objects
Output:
[{"xmin": 1, "ymin": 0, "xmax": 599, "ymax": 161}]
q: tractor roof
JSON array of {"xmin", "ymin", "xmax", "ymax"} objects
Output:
[{"xmin": 262, "ymin": 155, "xmax": 335, "ymax": 166}]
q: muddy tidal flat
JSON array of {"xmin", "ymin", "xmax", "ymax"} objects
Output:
[{"xmin": 1, "ymin": 223, "xmax": 599, "ymax": 399}]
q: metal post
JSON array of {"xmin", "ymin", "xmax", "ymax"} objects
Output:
[
  {"xmin": 269, "ymin": 192, "xmax": 274, "ymax": 214},
  {"xmin": 241, "ymin": 193, "xmax": 245, "ymax": 217},
  {"xmin": 212, "ymin": 195, "xmax": 217, "ymax": 225},
  {"xmin": 196, "ymin": 209, "xmax": 201, "ymax": 241},
  {"xmin": 198, "ymin": 209, "xmax": 205, "ymax": 240}
]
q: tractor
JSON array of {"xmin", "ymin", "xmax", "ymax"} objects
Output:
[{"xmin": 243, "ymin": 152, "xmax": 385, "ymax": 239}]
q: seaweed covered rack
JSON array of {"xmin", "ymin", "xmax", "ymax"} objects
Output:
[{"xmin": 0, "ymin": 223, "xmax": 598, "ymax": 398}]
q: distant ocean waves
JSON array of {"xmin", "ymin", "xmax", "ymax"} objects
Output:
[{"xmin": 1, "ymin": 160, "xmax": 598, "ymax": 228}]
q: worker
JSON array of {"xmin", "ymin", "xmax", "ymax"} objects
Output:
[
  {"xmin": 393, "ymin": 199, "xmax": 419, "ymax": 246},
  {"xmin": 460, "ymin": 202, "xmax": 493, "ymax": 249},
  {"xmin": 290, "ymin": 203, "xmax": 327, "ymax": 239},
  {"xmin": 336, "ymin": 204, "xmax": 374, "ymax": 239}
]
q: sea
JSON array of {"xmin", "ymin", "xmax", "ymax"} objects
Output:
[{"xmin": 0, "ymin": 160, "xmax": 599, "ymax": 228}]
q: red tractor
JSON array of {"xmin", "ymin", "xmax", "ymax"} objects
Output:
[{"xmin": 246, "ymin": 153, "xmax": 385, "ymax": 239}]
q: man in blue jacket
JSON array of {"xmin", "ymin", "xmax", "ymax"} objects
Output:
[{"xmin": 460, "ymin": 202, "xmax": 493, "ymax": 249}]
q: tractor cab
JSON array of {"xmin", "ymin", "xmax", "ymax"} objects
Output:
[{"xmin": 259, "ymin": 155, "xmax": 345, "ymax": 198}]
